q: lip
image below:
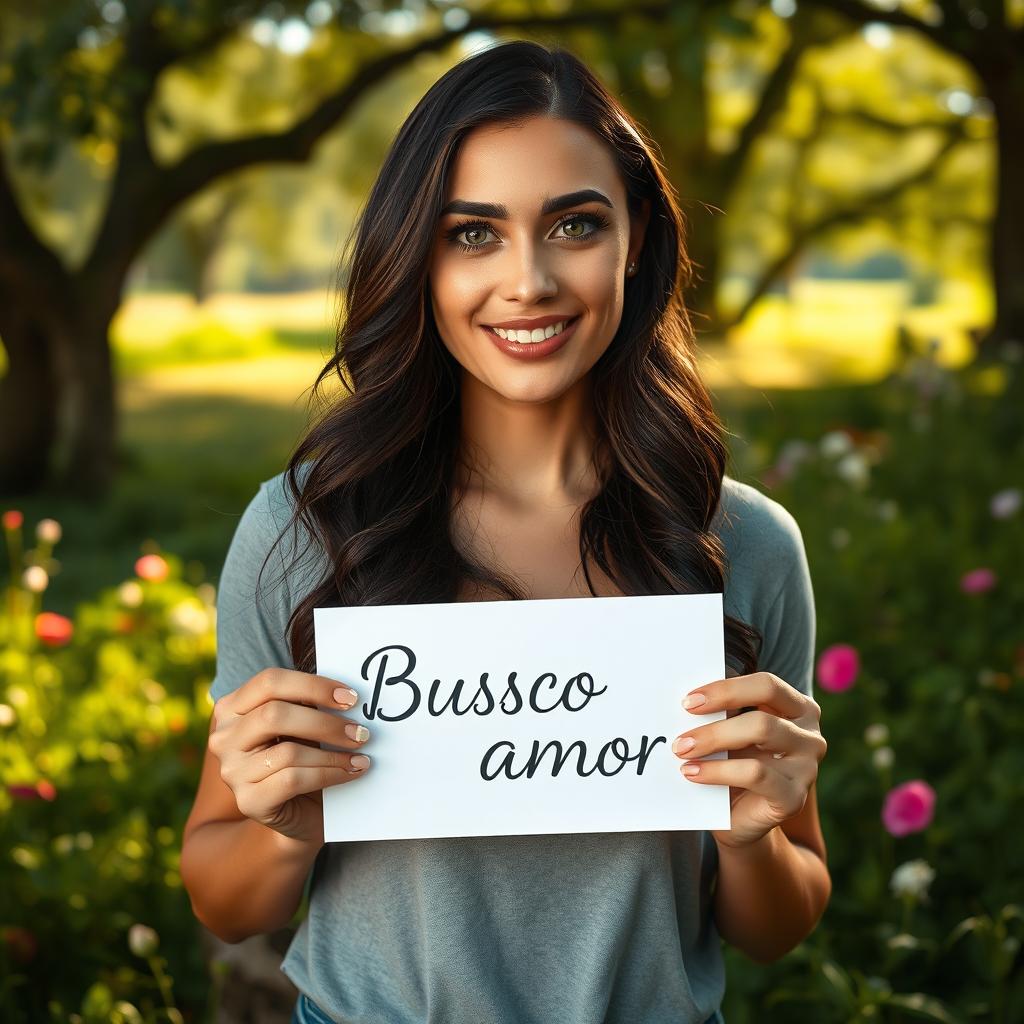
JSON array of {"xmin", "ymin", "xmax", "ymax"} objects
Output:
[
  {"xmin": 484, "ymin": 313, "xmax": 578, "ymax": 330},
  {"xmin": 483, "ymin": 315, "xmax": 581, "ymax": 361}
]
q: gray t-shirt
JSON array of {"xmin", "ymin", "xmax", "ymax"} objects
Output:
[{"xmin": 209, "ymin": 469, "xmax": 815, "ymax": 1024}]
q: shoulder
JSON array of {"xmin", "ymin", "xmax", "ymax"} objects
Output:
[
  {"xmin": 714, "ymin": 474, "xmax": 807, "ymax": 581},
  {"xmin": 713, "ymin": 473, "xmax": 812, "ymax": 625},
  {"xmin": 221, "ymin": 463, "xmax": 322, "ymax": 606},
  {"xmin": 714, "ymin": 475, "xmax": 816, "ymax": 694}
]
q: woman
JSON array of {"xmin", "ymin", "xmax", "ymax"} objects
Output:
[{"xmin": 181, "ymin": 40, "xmax": 830, "ymax": 1024}]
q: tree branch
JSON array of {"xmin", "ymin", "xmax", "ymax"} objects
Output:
[
  {"xmin": 0, "ymin": 147, "xmax": 70, "ymax": 297},
  {"xmin": 718, "ymin": 123, "xmax": 968, "ymax": 331},
  {"xmin": 80, "ymin": 4, "xmax": 672, "ymax": 283},
  {"xmin": 798, "ymin": 0, "xmax": 955, "ymax": 52},
  {"xmin": 720, "ymin": 11, "xmax": 830, "ymax": 188}
]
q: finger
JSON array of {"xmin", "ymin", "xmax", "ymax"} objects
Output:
[
  {"xmin": 679, "ymin": 757, "xmax": 804, "ymax": 811},
  {"xmin": 673, "ymin": 709, "xmax": 807, "ymax": 761},
  {"xmin": 238, "ymin": 700, "xmax": 371, "ymax": 754},
  {"xmin": 682, "ymin": 672, "xmax": 813, "ymax": 721},
  {"xmin": 250, "ymin": 741, "xmax": 371, "ymax": 785},
  {"xmin": 220, "ymin": 667, "xmax": 361, "ymax": 720}
]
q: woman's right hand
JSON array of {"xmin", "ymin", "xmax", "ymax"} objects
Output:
[{"xmin": 209, "ymin": 668, "xmax": 371, "ymax": 846}]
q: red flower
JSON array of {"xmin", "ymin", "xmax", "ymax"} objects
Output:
[
  {"xmin": 2, "ymin": 509, "xmax": 23, "ymax": 530},
  {"xmin": 1, "ymin": 926, "xmax": 37, "ymax": 965},
  {"xmin": 134, "ymin": 554, "xmax": 169, "ymax": 582},
  {"xmin": 35, "ymin": 611, "xmax": 74, "ymax": 647},
  {"xmin": 36, "ymin": 779, "xmax": 57, "ymax": 801}
]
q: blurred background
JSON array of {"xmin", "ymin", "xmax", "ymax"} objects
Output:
[{"xmin": 1, "ymin": 1, "xmax": 1021, "ymax": 1022}]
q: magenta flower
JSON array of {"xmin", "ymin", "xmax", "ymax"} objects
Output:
[
  {"xmin": 816, "ymin": 643, "xmax": 860, "ymax": 692},
  {"xmin": 960, "ymin": 568, "xmax": 996, "ymax": 594},
  {"xmin": 882, "ymin": 780, "xmax": 936, "ymax": 837}
]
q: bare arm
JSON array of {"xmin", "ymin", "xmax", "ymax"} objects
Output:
[
  {"xmin": 180, "ymin": 672, "xmax": 371, "ymax": 943},
  {"xmin": 182, "ymin": 814, "xmax": 321, "ymax": 944}
]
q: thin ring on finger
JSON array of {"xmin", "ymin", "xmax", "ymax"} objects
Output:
[{"xmin": 264, "ymin": 735, "xmax": 281, "ymax": 770}]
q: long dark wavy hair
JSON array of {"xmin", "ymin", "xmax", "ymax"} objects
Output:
[{"xmin": 260, "ymin": 39, "xmax": 763, "ymax": 678}]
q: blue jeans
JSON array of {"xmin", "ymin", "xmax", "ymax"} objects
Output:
[
  {"xmin": 291, "ymin": 992, "xmax": 724, "ymax": 1023},
  {"xmin": 291, "ymin": 992, "xmax": 335, "ymax": 1024}
]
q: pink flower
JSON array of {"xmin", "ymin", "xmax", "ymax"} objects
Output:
[
  {"xmin": 134, "ymin": 554, "xmax": 169, "ymax": 582},
  {"xmin": 2, "ymin": 509, "xmax": 23, "ymax": 530},
  {"xmin": 816, "ymin": 643, "xmax": 860, "ymax": 692},
  {"xmin": 34, "ymin": 612, "xmax": 73, "ymax": 647},
  {"xmin": 882, "ymin": 780, "xmax": 936, "ymax": 836},
  {"xmin": 960, "ymin": 568, "xmax": 996, "ymax": 594},
  {"xmin": 7, "ymin": 785, "xmax": 41, "ymax": 800}
]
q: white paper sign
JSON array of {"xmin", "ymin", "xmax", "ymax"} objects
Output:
[{"xmin": 314, "ymin": 592, "xmax": 729, "ymax": 842}]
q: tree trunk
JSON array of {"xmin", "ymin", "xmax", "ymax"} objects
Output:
[
  {"xmin": 0, "ymin": 287, "xmax": 60, "ymax": 496},
  {"xmin": 976, "ymin": 64, "xmax": 1024, "ymax": 361},
  {"xmin": 52, "ymin": 283, "xmax": 121, "ymax": 497}
]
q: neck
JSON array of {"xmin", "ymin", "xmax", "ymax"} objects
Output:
[{"xmin": 455, "ymin": 371, "xmax": 606, "ymax": 510}]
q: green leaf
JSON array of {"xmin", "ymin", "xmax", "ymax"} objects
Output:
[{"xmin": 885, "ymin": 992, "xmax": 966, "ymax": 1024}]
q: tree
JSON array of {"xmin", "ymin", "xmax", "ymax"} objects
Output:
[
  {"xmin": 799, "ymin": 0, "xmax": 1024, "ymax": 358},
  {"xmin": 0, "ymin": 0, "xmax": 670, "ymax": 497}
]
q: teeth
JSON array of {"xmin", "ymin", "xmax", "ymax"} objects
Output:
[{"xmin": 491, "ymin": 319, "xmax": 572, "ymax": 343}]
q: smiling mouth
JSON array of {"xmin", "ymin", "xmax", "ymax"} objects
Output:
[{"xmin": 484, "ymin": 315, "xmax": 581, "ymax": 344}]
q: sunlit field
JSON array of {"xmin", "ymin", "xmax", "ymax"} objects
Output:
[{"xmin": 110, "ymin": 278, "xmax": 984, "ymax": 398}]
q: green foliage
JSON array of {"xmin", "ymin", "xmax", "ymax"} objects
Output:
[
  {"xmin": 1, "ymin": 341, "xmax": 1022, "ymax": 1021},
  {"xmin": 717, "ymin": 343, "xmax": 1024, "ymax": 1022},
  {"xmin": 0, "ymin": 545, "xmax": 217, "ymax": 1023}
]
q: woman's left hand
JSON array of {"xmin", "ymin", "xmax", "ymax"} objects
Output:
[{"xmin": 673, "ymin": 671, "xmax": 826, "ymax": 850}]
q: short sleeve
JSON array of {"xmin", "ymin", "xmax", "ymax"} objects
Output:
[
  {"xmin": 756, "ymin": 515, "xmax": 816, "ymax": 699},
  {"xmin": 208, "ymin": 481, "xmax": 295, "ymax": 704}
]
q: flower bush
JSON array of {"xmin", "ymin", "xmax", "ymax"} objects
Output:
[
  {"xmin": 720, "ymin": 341, "xmax": 1024, "ymax": 1021},
  {"xmin": 1, "ymin": 339, "xmax": 1022, "ymax": 1022},
  {"xmin": 1, "ymin": 522, "xmax": 218, "ymax": 1023}
]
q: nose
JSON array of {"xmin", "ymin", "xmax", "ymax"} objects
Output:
[{"xmin": 500, "ymin": 240, "xmax": 558, "ymax": 305}]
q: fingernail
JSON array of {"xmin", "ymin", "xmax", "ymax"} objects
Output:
[
  {"xmin": 350, "ymin": 754, "xmax": 370, "ymax": 771},
  {"xmin": 334, "ymin": 687, "xmax": 358, "ymax": 707},
  {"xmin": 682, "ymin": 693, "xmax": 706, "ymax": 710},
  {"xmin": 346, "ymin": 724, "xmax": 370, "ymax": 742},
  {"xmin": 672, "ymin": 736, "xmax": 695, "ymax": 754},
  {"xmin": 682, "ymin": 763, "xmax": 701, "ymax": 776}
]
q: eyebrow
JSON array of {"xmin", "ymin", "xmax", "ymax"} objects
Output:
[{"xmin": 440, "ymin": 188, "xmax": 613, "ymax": 219}]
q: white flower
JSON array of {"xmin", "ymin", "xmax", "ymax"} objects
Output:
[
  {"xmin": 118, "ymin": 581, "xmax": 144, "ymax": 608},
  {"xmin": 876, "ymin": 500, "xmax": 899, "ymax": 521},
  {"xmin": 889, "ymin": 859, "xmax": 935, "ymax": 900},
  {"xmin": 864, "ymin": 723, "xmax": 889, "ymax": 747},
  {"xmin": 836, "ymin": 451, "xmax": 870, "ymax": 489},
  {"xmin": 777, "ymin": 439, "xmax": 813, "ymax": 469},
  {"xmin": 36, "ymin": 518, "xmax": 62, "ymax": 544},
  {"xmin": 990, "ymin": 488, "xmax": 1021, "ymax": 520},
  {"xmin": 128, "ymin": 923, "xmax": 159, "ymax": 958},
  {"xmin": 22, "ymin": 566, "xmax": 49, "ymax": 592},
  {"xmin": 168, "ymin": 600, "xmax": 210, "ymax": 636},
  {"xmin": 0, "ymin": 703, "xmax": 16, "ymax": 726},
  {"xmin": 819, "ymin": 430, "xmax": 853, "ymax": 458},
  {"xmin": 873, "ymin": 746, "xmax": 894, "ymax": 769}
]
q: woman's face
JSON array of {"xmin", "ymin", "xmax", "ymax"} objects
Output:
[{"xmin": 428, "ymin": 115, "xmax": 649, "ymax": 405}]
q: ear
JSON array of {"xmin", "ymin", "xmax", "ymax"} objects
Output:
[{"xmin": 628, "ymin": 198, "xmax": 651, "ymax": 265}]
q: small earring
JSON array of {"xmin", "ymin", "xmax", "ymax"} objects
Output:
[{"xmin": 627, "ymin": 260, "xmax": 637, "ymax": 277}]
